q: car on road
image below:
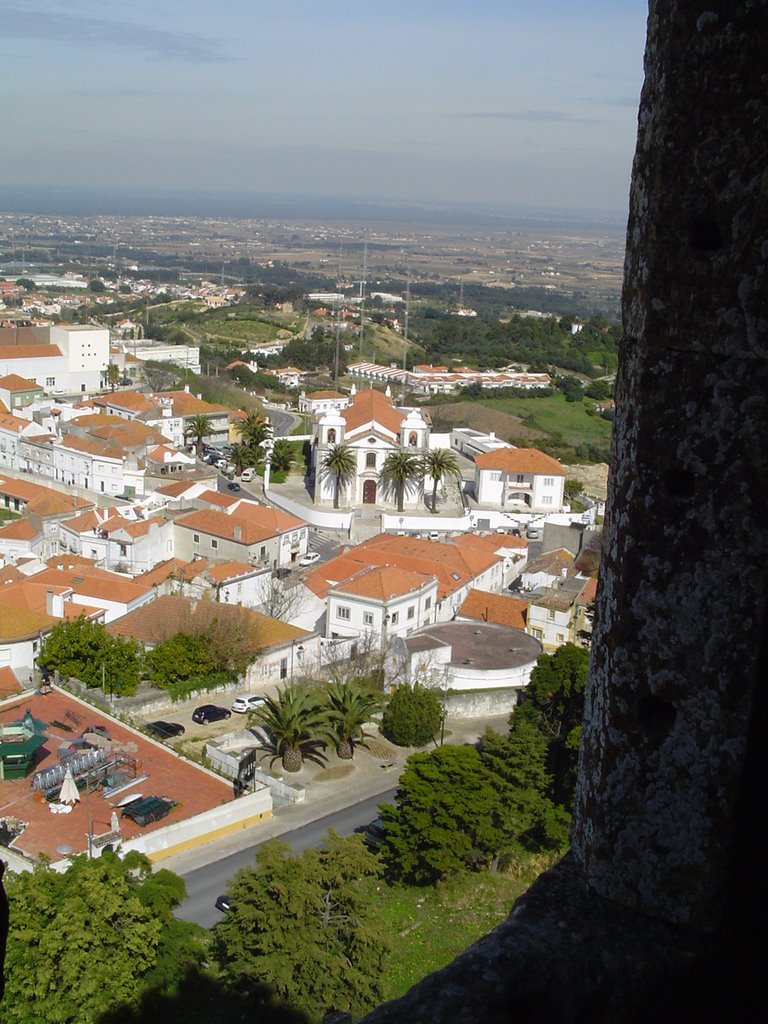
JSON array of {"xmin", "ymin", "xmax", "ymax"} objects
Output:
[
  {"xmin": 231, "ymin": 694, "xmax": 266, "ymax": 714},
  {"xmin": 192, "ymin": 704, "xmax": 232, "ymax": 724},
  {"xmin": 240, "ymin": 468, "xmax": 255, "ymax": 482},
  {"xmin": 427, "ymin": 531, "xmax": 440, "ymax": 541},
  {"xmin": 299, "ymin": 551, "xmax": 321, "ymax": 567},
  {"xmin": 526, "ymin": 526, "xmax": 541, "ymax": 540},
  {"xmin": 227, "ymin": 481, "xmax": 241, "ymax": 491},
  {"xmin": 215, "ymin": 894, "xmax": 233, "ymax": 912},
  {"xmin": 145, "ymin": 720, "xmax": 186, "ymax": 739},
  {"xmin": 360, "ymin": 817, "xmax": 386, "ymax": 851}
]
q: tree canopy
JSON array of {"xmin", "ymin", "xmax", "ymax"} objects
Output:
[
  {"xmin": 3, "ymin": 852, "xmax": 201, "ymax": 1024},
  {"xmin": 380, "ymin": 683, "xmax": 442, "ymax": 747},
  {"xmin": 37, "ymin": 617, "xmax": 143, "ymax": 694},
  {"xmin": 212, "ymin": 833, "xmax": 389, "ymax": 1023}
]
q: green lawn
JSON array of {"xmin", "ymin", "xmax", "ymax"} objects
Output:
[
  {"xmin": 479, "ymin": 393, "xmax": 613, "ymax": 449},
  {"xmin": 378, "ymin": 860, "xmax": 550, "ymax": 1000}
]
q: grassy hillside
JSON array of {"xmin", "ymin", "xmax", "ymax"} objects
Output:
[{"xmin": 427, "ymin": 392, "xmax": 613, "ymax": 463}]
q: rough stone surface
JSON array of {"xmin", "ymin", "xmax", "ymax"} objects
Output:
[{"xmin": 572, "ymin": 0, "xmax": 768, "ymax": 930}]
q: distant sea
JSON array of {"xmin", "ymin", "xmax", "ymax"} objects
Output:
[{"xmin": 0, "ymin": 185, "xmax": 626, "ymax": 233}]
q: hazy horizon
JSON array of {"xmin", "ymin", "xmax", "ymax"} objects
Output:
[{"xmin": 1, "ymin": 1, "xmax": 647, "ymax": 217}]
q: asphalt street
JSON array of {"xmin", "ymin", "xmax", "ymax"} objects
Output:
[{"xmin": 175, "ymin": 787, "xmax": 397, "ymax": 928}]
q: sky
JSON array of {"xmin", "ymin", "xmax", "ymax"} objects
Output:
[{"xmin": 0, "ymin": 1, "xmax": 648, "ymax": 214}]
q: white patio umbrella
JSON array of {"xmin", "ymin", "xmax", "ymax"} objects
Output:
[{"xmin": 59, "ymin": 767, "xmax": 80, "ymax": 805}]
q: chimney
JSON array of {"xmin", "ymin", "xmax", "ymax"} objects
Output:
[
  {"xmin": 234, "ymin": 526, "xmax": 242, "ymax": 542},
  {"xmin": 46, "ymin": 589, "xmax": 65, "ymax": 617}
]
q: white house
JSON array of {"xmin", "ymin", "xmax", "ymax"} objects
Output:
[
  {"xmin": 326, "ymin": 565, "xmax": 438, "ymax": 643},
  {"xmin": 473, "ymin": 447, "xmax": 566, "ymax": 512}
]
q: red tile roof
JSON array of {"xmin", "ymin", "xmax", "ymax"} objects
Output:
[
  {"xmin": 474, "ymin": 447, "xmax": 566, "ymax": 475},
  {"xmin": 457, "ymin": 588, "xmax": 528, "ymax": 630},
  {"xmin": 342, "ymin": 389, "xmax": 403, "ymax": 436}
]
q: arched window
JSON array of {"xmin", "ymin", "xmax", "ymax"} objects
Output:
[
  {"xmin": 327, "ymin": 428, "xmax": 336, "ymax": 443},
  {"xmin": 408, "ymin": 431, "xmax": 418, "ymax": 447}
]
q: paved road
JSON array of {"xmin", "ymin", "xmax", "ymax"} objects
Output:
[{"xmin": 175, "ymin": 787, "xmax": 397, "ymax": 928}]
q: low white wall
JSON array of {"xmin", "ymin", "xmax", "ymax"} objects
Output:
[
  {"xmin": 119, "ymin": 787, "xmax": 273, "ymax": 862},
  {"xmin": 265, "ymin": 484, "xmax": 353, "ymax": 531},
  {"xmin": 445, "ymin": 688, "xmax": 521, "ymax": 720}
]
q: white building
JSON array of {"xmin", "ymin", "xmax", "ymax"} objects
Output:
[
  {"xmin": 0, "ymin": 325, "xmax": 110, "ymax": 395},
  {"xmin": 312, "ymin": 388, "xmax": 430, "ymax": 509},
  {"xmin": 326, "ymin": 566, "xmax": 438, "ymax": 643},
  {"xmin": 473, "ymin": 447, "xmax": 566, "ymax": 512}
]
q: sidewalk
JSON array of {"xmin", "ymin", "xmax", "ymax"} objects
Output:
[{"xmin": 158, "ymin": 712, "xmax": 510, "ymax": 876}]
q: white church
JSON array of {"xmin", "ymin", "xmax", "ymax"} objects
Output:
[{"xmin": 311, "ymin": 386, "xmax": 431, "ymax": 509}]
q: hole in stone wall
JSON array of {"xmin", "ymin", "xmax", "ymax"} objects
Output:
[
  {"xmin": 638, "ymin": 696, "xmax": 677, "ymax": 744},
  {"xmin": 687, "ymin": 218, "xmax": 723, "ymax": 251}
]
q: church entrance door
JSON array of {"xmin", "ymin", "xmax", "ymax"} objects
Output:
[{"xmin": 362, "ymin": 479, "xmax": 377, "ymax": 504}]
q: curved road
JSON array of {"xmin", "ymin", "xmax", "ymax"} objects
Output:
[{"xmin": 175, "ymin": 788, "xmax": 397, "ymax": 928}]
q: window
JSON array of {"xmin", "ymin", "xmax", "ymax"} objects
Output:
[
  {"xmin": 119, "ymin": 544, "xmax": 127, "ymax": 557},
  {"xmin": 548, "ymin": 609, "xmax": 556, "ymax": 620},
  {"xmin": 211, "ymin": 539, "xmax": 218, "ymax": 549},
  {"xmin": 366, "ymin": 452, "xmax": 376, "ymax": 468},
  {"xmin": 556, "ymin": 633, "xmax": 565, "ymax": 642},
  {"xmin": 542, "ymin": 495, "xmax": 553, "ymax": 505},
  {"xmin": 193, "ymin": 533, "xmax": 200, "ymax": 543},
  {"xmin": 390, "ymin": 612, "xmax": 399, "ymax": 625},
  {"xmin": 544, "ymin": 477, "xmax": 554, "ymax": 486},
  {"xmin": 363, "ymin": 612, "xmax": 374, "ymax": 626},
  {"xmin": 279, "ymin": 657, "xmax": 288, "ymax": 680},
  {"xmin": 408, "ymin": 431, "xmax": 418, "ymax": 446},
  {"xmin": 337, "ymin": 606, "xmax": 351, "ymax": 620},
  {"xmin": 260, "ymin": 546, "xmax": 267, "ymax": 560},
  {"xmin": 516, "ymin": 474, "xmax": 525, "ymax": 483},
  {"xmin": 425, "ymin": 597, "xmax": 432, "ymax": 610},
  {"xmin": 407, "ymin": 606, "xmax": 415, "ymax": 620},
  {"xmin": 46, "ymin": 377, "xmax": 55, "ymax": 387},
  {"xmin": 327, "ymin": 428, "xmax": 336, "ymax": 443},
  {"xmin": 531, "ymin": 628, "xmax": 543, "ymax": 639}
]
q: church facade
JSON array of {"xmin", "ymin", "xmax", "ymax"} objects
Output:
[{"xmin": 311, "ymin": 387, "xmax": 430, "ymax": 509}]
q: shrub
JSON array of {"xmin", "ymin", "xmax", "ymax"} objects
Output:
[{"xmin": 381, "ymin": 684, "xmax": 442, "ymax": 747}]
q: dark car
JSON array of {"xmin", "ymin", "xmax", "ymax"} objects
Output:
[
  {"xmin": 227, "ymin": 482, "xmax": 241, "ymax": 491},
  {"xmin": 192, "ymin": 704, "xmax": 232, "ymax": 725},
  {"xmin": 215, "ymin": 894, "xmax": 233, "ymax": 912},
  {"xmin": 117, "ymin": 377, "xmax": 133, "ymax": 386},
  {"xmin": 145, "ymin": 720, "xmax": 186, "ymax": 739}
]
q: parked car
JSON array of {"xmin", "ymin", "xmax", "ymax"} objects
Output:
[
  {"xmin": 299, "ymin": 551, "xmax": 321, "ymax": 567},
  {"xmin": 231, "ymin": 694, "xmax": 266, "ymax": 714},
  {"xmin": 117, "ymin": 377, "xmax": 133, "ymax": 386},
  {"xmin": 526, "ymin": 526, "xmax": 541, "ymax": 540},
  {"xmin": 227, "ymin": 481, "xmax": 241, "ymax": 491},
  {"xmin": 145, "ymin": 720, "xmax": 185, "ymax": 739},
  {"xmin": 192, "ymin": 704, "xmax": 232, "ymax": 724},
  {"xmin": 240, "ymin": 468, "xmax": 255, "ymax": 482},
  {"xmin": 427, "ymin": 531, "xmax": 440, "ymax": 541},
  {"xmin": 215, "ymin": 894, "xmax": 233, "ymax": 912}
]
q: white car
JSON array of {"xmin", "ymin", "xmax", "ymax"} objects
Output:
[
  {"xmin": 299, "ymin": 551, "xmax": 321, "ymax": 567},
  {"xmin": 231, "ymin": 694, "xmax": 266, "ymax": 714}
]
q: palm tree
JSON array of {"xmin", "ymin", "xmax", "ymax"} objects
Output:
[
  {"xmin": 423, "ymin": 447, "xmax": 461, "ymax": 513},
  {"xmin": 228, "ymin": 442, "xmax": 252, "ymax": 474},
  {"xmin": 270, "ymin": 438, "xmax": 295, "ymax": 473},
  {"xmin": 381, "ymin": 449, "xmax": 422, "ymax": 512},
  {"xmin": 322, "ymin": 443, "xmax": 356, "ymax": 509},
  {"xmin": 184, "ymin": 414, "xmax": 213, "ymax": 456},
  {"xmin": 251, "ymin": 685, "xmax": 333, "ymax": 773},
  {"xmin": 325, "ymin": 679, "xmax": 383, "ymax": 760},
  {"xmin": 237, "ymin": 412, "xmax": 270, "ymax": 449}
]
